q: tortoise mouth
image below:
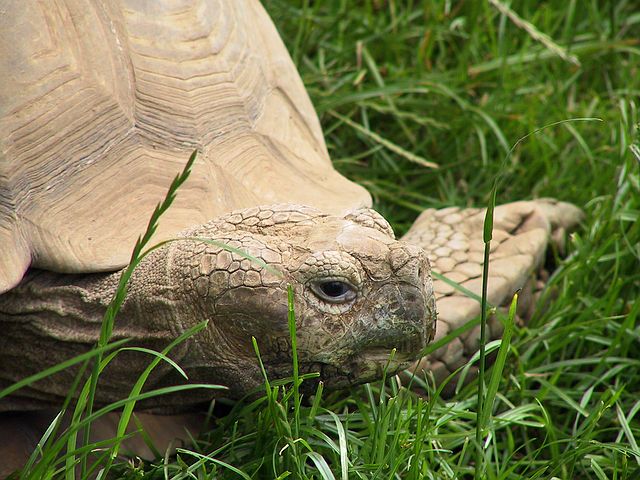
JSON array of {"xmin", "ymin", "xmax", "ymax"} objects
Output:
[
  {"xmin": 276, "ymin": 331, "xmax": 426, "ymax": 389},
  {"xmin": 312, "ymin": 355, "xmax": 416, "ymax": 389},
  {"xmin": 266, "ymin": 346, "xmax": 419, "ymax": 391}
]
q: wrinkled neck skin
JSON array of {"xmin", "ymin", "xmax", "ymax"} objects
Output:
[
  {"xmin": 0, "ymin": 252, "xmax": 203, "ymax": 411},
  {"xmin": 0, "ymin": 205, "xmax": 436, "ymax": 412}
]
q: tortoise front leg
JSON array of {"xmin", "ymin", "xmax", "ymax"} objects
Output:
[{"xmin": 401, "ymin": 199, "xmax": 583, "ymax": 387}]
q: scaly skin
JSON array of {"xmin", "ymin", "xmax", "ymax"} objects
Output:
[
  {"xmin": 403, "ymin": 199, "xmax": 583, "ymax": 388},
  {"xmin": 0, "ymin": 204, "xmax": 436, "ymax": 411}
]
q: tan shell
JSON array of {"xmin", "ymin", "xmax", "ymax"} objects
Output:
[{"xmin": 0, "ymin": 0, "xmax": 370, "ymax": 292}]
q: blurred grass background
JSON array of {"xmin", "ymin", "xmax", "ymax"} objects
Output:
[{"xmin": 265, "ymin": 0, "xmax": 638, "ymax": 230}]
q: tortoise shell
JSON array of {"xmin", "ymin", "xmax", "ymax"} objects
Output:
[{"xmin": 0, "ymin": 0, "xmax": 370, "ymax": 292}]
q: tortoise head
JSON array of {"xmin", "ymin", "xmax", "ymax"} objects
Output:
[{"xmin": 171, "ymin": 205, "xmax": 436, "ymax": 397}]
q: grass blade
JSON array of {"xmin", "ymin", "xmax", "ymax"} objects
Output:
[
  {"xmin": 328, "ymin": 110, "xmax": 438, "ymax": 168},
  {"xmin": 480, "ymin": 292, "xmax": 518, "ymax": 429}
]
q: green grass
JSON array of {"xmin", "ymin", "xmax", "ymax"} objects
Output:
[{"xmin": 6, "ymin": 0, "xmax": 640, "ymax": 478}]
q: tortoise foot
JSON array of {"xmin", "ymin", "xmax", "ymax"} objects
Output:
[{"xmin": 401, "ymin": 199, "xmax": 582, "ymax": 393}]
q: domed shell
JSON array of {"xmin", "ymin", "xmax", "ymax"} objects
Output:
[{"xmin": 0, "ymin": 0, "xmax": 371, "ymax": 292}]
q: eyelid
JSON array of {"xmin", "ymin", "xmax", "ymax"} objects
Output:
[{"xmin": 309, "ymin": 278, "xmax": 357, "ymax": 304}]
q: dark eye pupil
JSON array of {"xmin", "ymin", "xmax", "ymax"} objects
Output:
[{"xmin": 320, "ymin": 281, "xmax": 348, "ymax": 297}]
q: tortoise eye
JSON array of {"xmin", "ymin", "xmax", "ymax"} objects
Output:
[{"xmin": 311, "ymin": 280, "xmax": 357, "ymax": 304}]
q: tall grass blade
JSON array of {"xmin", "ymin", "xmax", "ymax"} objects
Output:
[
  {"xmin": 305, "ymin": 452, "xmax": 337, "ymax": 480},
  {"xmin": 480, "ymin": 292, "xmax": 518, "ymax": 429},
  {"xmin": 488, "ymin": 0, "xmax": 581, "ymax": 66},
  {"xmin": 252, "ymin": 336, "xmax": 272, "ymax": 393},
  {"xmin": 287, "ymin": 284, "xmax": 301, "ymax": 441},
  {"xmin": 76, "ymin": 150, "xmax": 197, "ymax": 478},
  {"xmin": 475, "ymin": 182, "xmax": 496, "ymax": 480},
  {"xmin": 324, "ymin": 410, "xmax": 349, "ymax": 480},
  {"xmin": 328, "ymin": 110, "xmax": 438, "ymax": 168},
  {"xmin": 472, "ymin": 118, "xmax": 601, "ymax": 480}
]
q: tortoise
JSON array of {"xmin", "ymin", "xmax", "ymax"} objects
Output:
[{"xmin": 0, "ymin": 0, "xmax": 581, "ymax": 471}]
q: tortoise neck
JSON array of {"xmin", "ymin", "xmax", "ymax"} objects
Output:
[{"xmin": 0, "ymin": 247, "xmax": 194, "ymax": 410}]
